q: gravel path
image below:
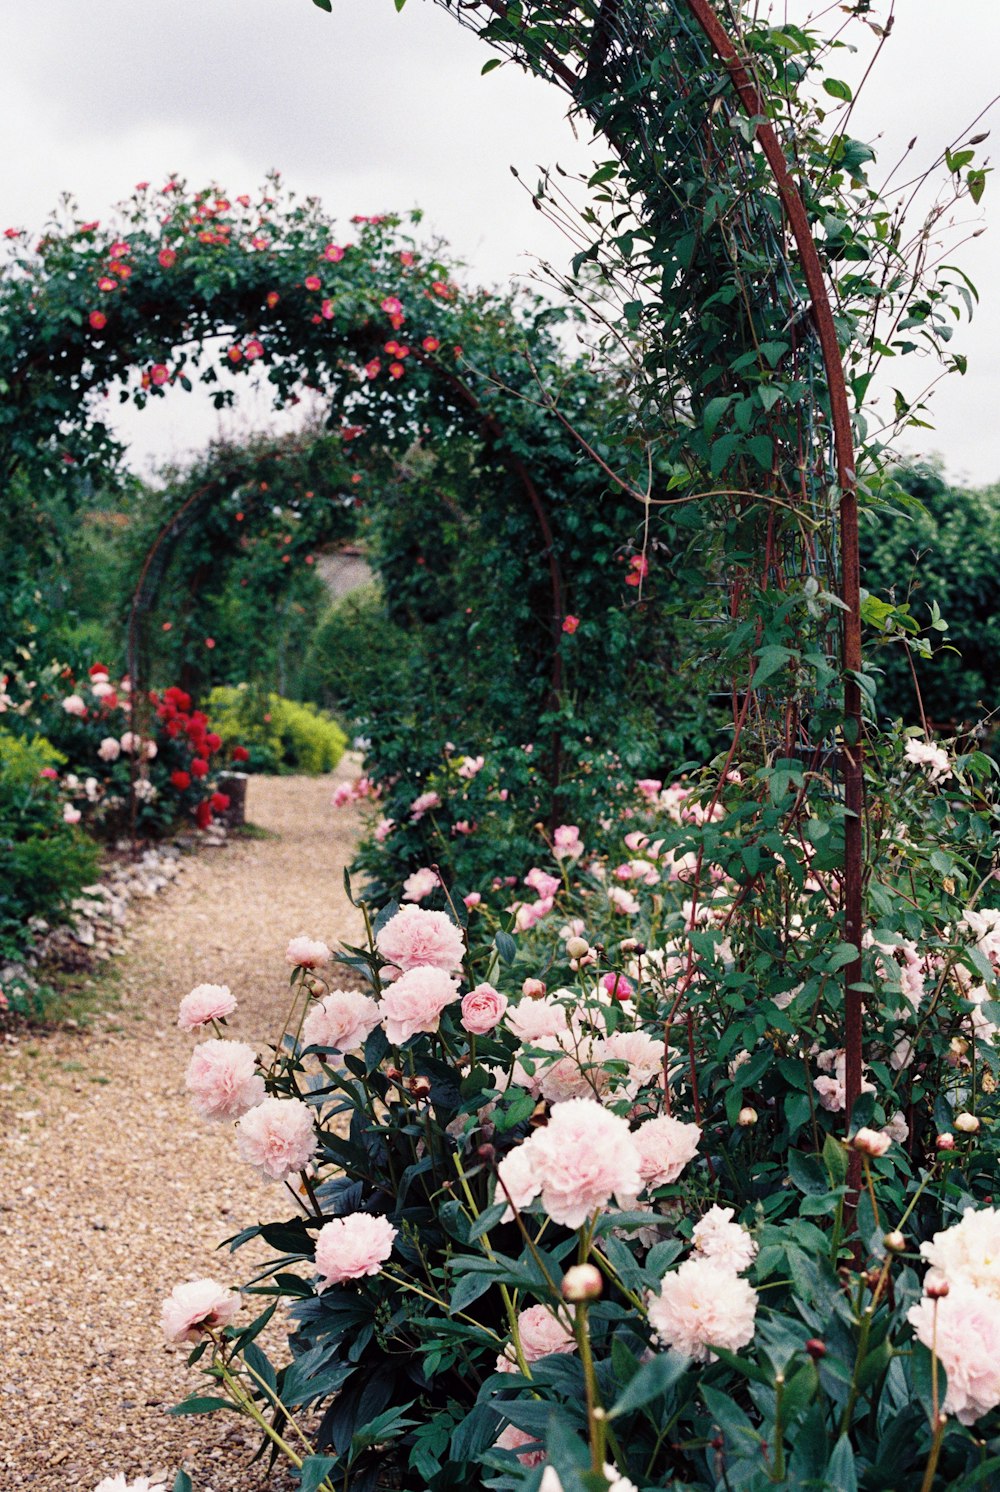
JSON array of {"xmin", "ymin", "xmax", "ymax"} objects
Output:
[{"xmin": 0, "ymin": 771, "xmax": 364, "ymax": 1492}]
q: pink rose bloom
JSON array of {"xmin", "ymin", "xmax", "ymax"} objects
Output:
[
  {"xmin": 331, "ymin": 782, "xmax": 354, "ymax": 807},
  {"xmin": 552, "ymin": 824, "xmax": 583, "ymax": 861},
  {"xmin": 160, "ymin": 1277, "xmax": 240, "ymax": 1344},
  {"xmin": 302, "ymin": 988, "xmax": 381, "ymax": 1053},
  {"xmin": 403, "ymin": 866, "xmax": 439, "ymax": 902},
  {"xmin": 61, "ymin": 694, "xmax": 86, "ymax": 716},
  {"xmin": 380, "ymin": 965, "xmax": 459, "ymax": 1044},
  {"xmin": 494, "ymin": 1424, "xmax": 544, "ymax": 1467},
  {"xmin": 63, "ymin": 804, "xmax": 82, "ymax": 824},
  {"xmin": 376, "ymin": 904, "xmax": 465, "ymax": 975},
  {"xmin": 496, "ymin": 1303, "xmax": 575, "ymax": 1372},
  {"xmin": 461, "ymin": 983, "xmax": 508, "ymax": 1034},
  {"xmin": 463, "ymin": 892, "xmax": 482, "ymax": 909},
  {"xmin": 623, "ymin": 830, "xmax": 649, "ymax": 852},
  {"xmin": 98, "ymin": 736, "xmax": 121, "ymax": 762},
  {"xmin": 525, "ymin": 868, "xmax": 560, "ymax": 899},
  {"xmin": 633, "ymin": 1114, "xmax": 701, "ymax": 1190},
  {"xmin": 457, "ymin": 754, "xmax": 484, "ymax": 779},
  {"xmin": 692, "ymin": 1205, "xmax": 757, "ymax": 1272},
  {"xmin": 236, "ymin": 1095, "xmax": 317, "ymax": 1181},
  {"xmin": 185, "ymin": 1039, "xmax": 264, "ymax": 1121},
  {"xmin": 286, "ymin": 935, "xmax": 332, "ymax": 969},
  {"xmin": 374, "ymin": 816, "xmax": 395, "ymax": 842},
  {"xmin": 496, "ymin": 1098, "xmax": 641, "ymax": 1228},
  {"xmin": 119, "ymin": 731, "xmax": 138, "ymax": 753},
  {"xmin": 648, "ymin": 1257, "xmax": 757, "ymax": 1361},
  {"xmin": 908, "ymin": 1281, "xmax": 1000, "ymax": 1422},
  {"xmin": 178, "ymin": 982, "xmax": 237, "ymax": 1031},
  {"xmin": 409, "ymin": 790, "xmax": 441, "ymax": 821},
  {"xmin": 636, "ymin": 778, "xmax": 662, "ymax": 801},
  {"xmin": 314, "ymin": 1212, "xmax": 397, "ymax": 1289},
  {"xmin": 142, "ymin": 739, "xmax": 157, "ymax": 760}
]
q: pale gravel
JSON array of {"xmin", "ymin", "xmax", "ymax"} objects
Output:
[{"xmin": 0, "ymin": 769, "xmax": 364, "ymax": 1491}]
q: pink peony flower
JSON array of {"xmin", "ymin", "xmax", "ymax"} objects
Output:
[
  {"xmin": 61, "ymin": 694, "xmax": 86, "ymax": 716},
  {"xmin": 506, "ymin": 995, "xmax": 570, "ymax": 1043},
  {"xmin": 409, "ymin": 790, "xmax": 441, "ymax": 821},
  {"xmin": 608, "ymin": 886, "xmax": 640, "ymax": 916},
  {"xmin": 601, "ymin": 972, "xmax": 635, "ymax": 1001},
  {"xmin": 692, "ymin": 1205, "xmax": 757, "ymax": 1272},
  {"xmin": 461, "ymin": 983, "xmax": 508, "ymax": 1034},
  {"xmin": 302, "ymin": 988, "xmax": 381, "ymax": 1053},
  {"xmin": 97, "ymin": 736, "xmax": 121, "ymax": 762},
  {"xmin": 178, "ymin": 982, "xmax": 237, "ymax": 1031},
  {"xmin": 457, "ymin": 754, "xmax": 484, "ymax": 779},
  {"xmin": 496, "ymin": 1303, "xmax": 575, "ymax": 1372},
  {"xmin": 236, "ymin": 1095, "xmax": 317, "ymax": 1181},
  {"xmin": 920, "ymin": 1205, "xmax": 1000, "ymax": 1299},
  {"xmin": 636, "ymin": 777, "xmax": 663, "ymax": 800},
  {"xmin": 633, "ymin": 1114, "xmax": 701, "ymax": 1190},
  {"xmin": 380, "ymin": 965, "xmax": 460, "ymax": 1045},
  {"xmin": 908, "ymin": 1281, "xmax": 1000, "ymax": 1422},
  {"xmin": 376, "ymin": 904, "xmax": 465, "ymax": 976},
  {"xmin": 602, "ymin": 1029, "xmax": 664, "ymax": 1094},
  {"xmin": 160, "ymin": 1277, "xmax": 240, "ymax": 1344},
  {"xmin": 374, "ymin": 816, "xmax": 395, "ymax": 842},
  {"xmin": 904, "ymin": 736, "xmax": 952, "ymax": 784},
  {"xmin": 525, "ymin": 868, "xmax": 561, "ymax": 899},
  {"xmin": 494, "ymin": 1424, "xmax": 544, "ymax": 1467},
  {"xmin": 648, "ymin": 1257, "xmax": 757, "ymax": 1361},
  {"xmin": 286, "ymin": 935, "xmax": 332, "ymax": 969},
  {"xmin": 331, "ymin": 783, "xmax": 354, "ymax": 807},
  {"xmin": 552, "ymin": 824, "xmax": 583, "ymax": 861},
  {"xmin": 403, "ymin": 866, "xmax": 439, "ymax": 902},
  {"xmin": 185, "ymin": 1039, "xmax": 264, "ymax": 1121},
  {"xmin": 515, "ymin": 897, "xmax": 554, "ymax": 931},
  {"xmin": 463, "ymin": 891, "xmax": 482, "ymax": 909},
  {"xmin": 314, "ymin": 1212, "xmax": 397, "ymax": 1289},
  {"xmin": 495, "ymin": 1098, "xmax": 641, "ymax": 1229}
]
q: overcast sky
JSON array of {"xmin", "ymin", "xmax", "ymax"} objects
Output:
[{"xmin": 2, "ymin": 0, "xmax": 997, "ymax": 485}]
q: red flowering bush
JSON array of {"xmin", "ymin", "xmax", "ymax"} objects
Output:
[{"xmin": 31, "ymin": 665, "xmax": 242, "ymax": 837}]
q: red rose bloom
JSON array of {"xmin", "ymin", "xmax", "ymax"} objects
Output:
[
  {"xmin": 205, "ymin": 732, "xmax": 222, "ymax": 753},
  {"xmin": 232, "ymin": 745, "xmax": 249, "ymax": 763},
  {"xmin": 190, "ymin": 758, "xmax": 209, "ymax": 779},
  {"xmin": 210, "ymin": 792, "xmax": 231, "ymax": 813},
  {"xmin": 195, "ymin": 800, "xmax": 213, "ymax": 829},
  {"xmin": 170, "ymin": 770, "xmax": 191, "ymax": 791}
]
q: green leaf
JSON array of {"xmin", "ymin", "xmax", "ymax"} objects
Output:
[
  {"xmin": 750, "ymin": 644, "xmax": 794, "ymax": 689},
  {"xmin": 300, "ymin": 1456, "xmax": 337, "ymax": 1492},
  {"xmin": 311, "ymin": 0, "xmax": 332, "ymax": 10},
  {"xmin": 608, "ymin": 1351, "xmax": 688, "ymax": 1417},
  {"xmin": 826, "ymin": 1434, "xmax": 858, "ymax": 1491},
  {"xmin": 823, "ymin": 77, "xmax": 853, "ymax": 102},
  {"xmin": 495, "ymin": 929, "xmax": 517, "ymax": 965},
  {"xmin": 168, "ymin": 1395, "xmax": 234, "ymax": 1415},
  {"xmin": 481, "ymin": 57, "xmax": 502, "ymax": 75}
]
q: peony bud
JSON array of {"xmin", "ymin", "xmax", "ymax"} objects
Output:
[
  {"xmin": 565, "ymin": 935, "xmax": 590, "ymax": 960},
  {"xmin": 521, "ymin": 978, "xmax": 546, "ymax": 999},
  {"xmin": 409, "ymin": 1075, "xmax": 432, "ymax": 1100},
  {"xmin": 852, "ymin": 1126, "xmax": 891, "ymax": 1158},
  {"xmin": 561, "ymin": 1264, "xmax": 603, "ymax": 1302},
  {"xmin": 936, "ymin": 1133, "xmax": 956, "ymax": 1152},
  {"xmin": 955, "ymin": 1112, "xmax": 981, "ymax": 1134},
  {"xmin": 385, "ymin": 1066, "xmax": 403, "ymax": 1084},
  {"xmin": 883, "ymin": 1230, "xmax": 906, "ymax": 1253},
  {"xmin": 306, "ymin": 976, "xmax": 325, "ymax": 998},
  {"xmin": 805, "ymin": 1338, "xmax": 826, "ymax": 1360},
  {"xmin": 737, "ymin": 1106, "xmax": 758, "ymax": 1127},
  {"xmin": 476, "ymin": 1143, "xmax": 496, "ymax": 1166},
  {"xmin": 926, "ymin": 1278, "xmax": 950, "ymax": 1300}
]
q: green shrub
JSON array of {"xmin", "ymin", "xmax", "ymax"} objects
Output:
[
  {"xmin": 0, "ymin": 731, "xmax": 100, "ymax": 960},
  {"xmin": 206, "ymin": 685, "xmax": 348, "ymax": 775}
]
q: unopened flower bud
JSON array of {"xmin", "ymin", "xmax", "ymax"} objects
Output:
[
  {"xmin": 476, "ymin": 1143, "xmax": 496, "ymax": 1166},
  {"xmin": 409, "ymin": 1075, "xmax": 432, "ymax": 1099},
  {"xmin": 521, "ymin": 978, "xmax": 546, "ymax": 999},
  {"xmin": 805, "ymin": 1338, "xmax": 826, "ymax": 1360},
  {"xmin": 852, "ymin": 1126, "xmax": 892, "ymax": 1158},
  {"xmin": 936, "ymin": 1132, "xmax": 956, "ymax": 1152},
  {"xmin": 385, "ymin": 1066, "xmax": 403, "ymax": 1084},
  {"xmin": 926, "ymin": 1277, "xmax": 950, "ymax": 1300},
  {"xmin": 737, "ymin": 1106, "xmax": 758, "ymax": 1127},
  {"xmin": 306, "ymin": 976, "xmax": 325, "ymax": 997},
  {"xmin": 884, "ymin": 1230, "xmax": 906, "ymax": 1253},
  {"xmin": 565, "ymin": 936, "xmax": 590, "ymax": 960},
  {"xmin": 955, "ymin": 1112, "xmax": 981, "ymax": 1134},
  {"xmin": 561, "ymin": 1264, "xmax": 603, "ymax": 1303}
]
